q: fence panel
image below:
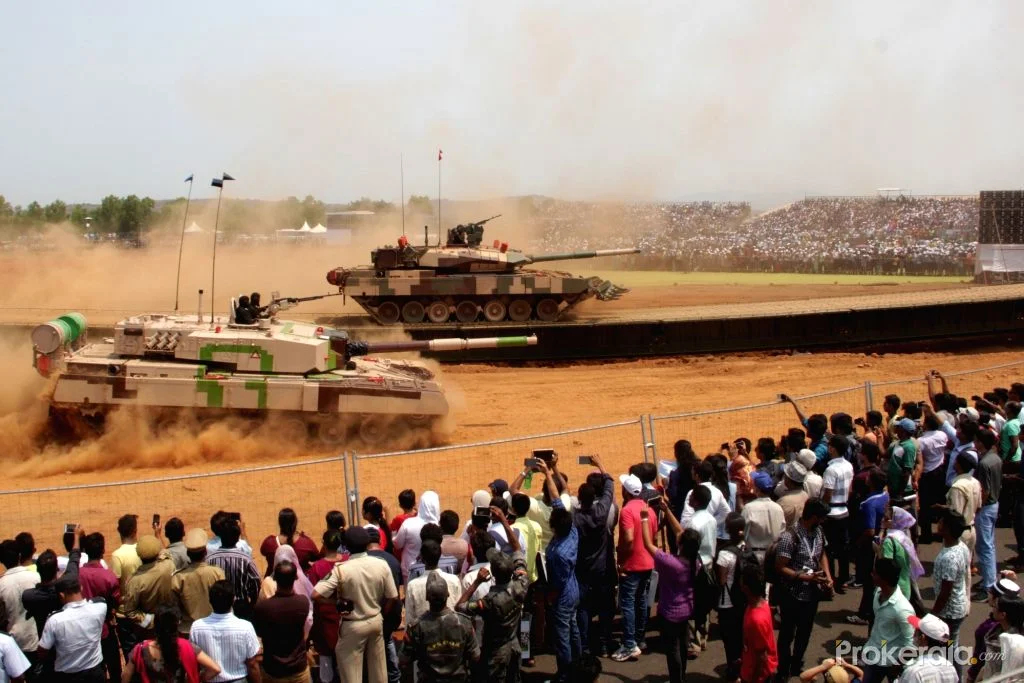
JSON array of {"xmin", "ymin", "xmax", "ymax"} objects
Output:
[
  {"xmin": 353, "ymin": 419, "xmax": 646, "ymax": 520},
  {"xmin": 0, "ymin": 456, "xmax": 348, "ymax": 573},
  {"xmin": 650, "ymin": 386, "xmax": 867, "ymax": 462},
  {"xmin": 870, "ymin": 360, "xmax": 1024, "ymax": 413}
]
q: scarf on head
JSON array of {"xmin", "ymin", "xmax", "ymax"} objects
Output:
[{"xmin": 888, "ymin": 506, "xmax": 925, "ymax": 580}]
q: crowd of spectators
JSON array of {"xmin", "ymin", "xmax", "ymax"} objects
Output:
[
  {"xmin": 526, "ymin": 196, "xmax": 978, "ymax": 275},
  {"xmin": 0, "ymin": 374, "xmax": 1021, "ymax": 682}
]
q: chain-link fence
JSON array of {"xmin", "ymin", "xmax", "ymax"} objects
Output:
[
  {"xmin": 352, "ymin": 418, "xmax": 647, "ymax": 523},
  {"xmin": 649, "ymin": 385, "xmax": 868, "ymax": 464},
  {"xmin": 0, "ymin": 455, "xmax": 351, "ymax": 573},
  {"xmin": 870, "ymin": 360, "xmax": 1024, "ymax": 413}
]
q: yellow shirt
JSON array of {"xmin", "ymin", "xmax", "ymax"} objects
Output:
[
  {"xmin": 110, "ymin": 543, "xmax": 142, "ymax": 596},
  {"xmin": 512, "ymin": 517, "xmax": 542, "ymax": 583}
]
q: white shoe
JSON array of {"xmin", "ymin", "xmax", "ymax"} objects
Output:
[{"xmin": 611, "ymin": 645, "xmax": 641, "ymax": 662}]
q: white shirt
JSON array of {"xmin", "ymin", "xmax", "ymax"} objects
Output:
[
  {"xmin": 39, "ymin": 599, "xmax": 106, "ymax": 673},
  {"xmin": 822, "ymin": 458, "xmax": 854, "ymax": 518},
  {"xmin": 0, "ymin": 633, "xmax": 30, "ymax": 683},
  {"xmin": 486, "ymin": 523, "xmax": 525, "ymax": 555},
  {"xmin": 205, "ymin": 538, "xmax": 253, "ymax": 557},
  {"xmin": 898, "ymin": 652, "xmax": 958, "ymax": 683},
  {"xmin": 680, "ymin": 483, "xmax": 732, "ymax": 535},
  {"xmin": 716, "ymin": 545, "xmax": 739, "ymax": 609},
  {"xmin": 57, "ymin": 554, "xmax": 107, "ymax": 573},
  {"xmin": 189, "ymin": 612, "xmax": 260, "ymax": 683},
  {"xmin": 404, "ymin": 569, "xmax": 462, "ymax": 627},
  {"xmin": 918, "ymin": 430, "xmax": 949, "ymax": 473},
  {"xmin": 0, "ymin": 566, "xmax": 40, "ymax": 652},
  {"xmin": 461, "ymin": 562, "xmax": 494, "ymax": 602},
  {"xmin": 690, "ymin": 509, "xmax": 718, "ymax": 568},
  {"xmin": 804, "ymin": 472, "xmax": 824, "ymax": 500}
]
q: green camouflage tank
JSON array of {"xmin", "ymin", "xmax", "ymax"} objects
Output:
[
  {"xmin": 326, "ymin": 215, "xmax": 640, "ymax": 324},
  {"xmin": 31, "ymin": 309, "xmax": 536, "ymax": 447}
]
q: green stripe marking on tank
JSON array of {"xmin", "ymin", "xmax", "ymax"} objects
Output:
[
  {"xmin": 496, "ymin": 336, "xmax": 531, "ymax": 347},
  {"xmin": 326, "ymin": 349, "xmax": 340, "ymax": 370},
  {"xmin": 198, "ymin": 344, "xmax": 274, "ymax": 372},
  {"xmin": 244, "ymin": 380, "xmax": 268, "ymax": 409},
  {"xmin": 196, "ymin": 379, "xmax": 224, "ymax": 407},
  {"xmin": 280, "ymin": 322, "xmax": 295, "ymax": 334}
]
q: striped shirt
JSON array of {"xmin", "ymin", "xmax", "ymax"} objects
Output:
[
  {"xmin": 189, "ymin": 612, "xmax": 260, "ymax": 682},
  {"xmin": 206, "ymin": 548, "xmax": 262, "ymax": 607},
  {"xmin": 822, "ymin": 457, "xmax": 854, "ymax": 518}
]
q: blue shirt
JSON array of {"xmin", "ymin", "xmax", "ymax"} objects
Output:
[
  {"xmin": 545, "ymin": 499, "xmax": 579, "ymax": 607},
  {"xmin": 860, "ymin": 492, "xmax": 889, "ymax": 533}
]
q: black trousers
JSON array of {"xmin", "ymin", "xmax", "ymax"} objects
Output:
[
  {"xmin": 824, "ymin": 515, "xmax": 850, "ymax": 585},
  {"xmin": 661, "ymin": 617, "xmax": 691, "ymax": 683},
  {"xmin": 101, "ymin": 628, "xmax": 123, "ymax": 681},
  {"xmin": 777, "ymin": 592, "xmax": 819, "ymax": 677},
  {"xmin": 917, "ymin": 467, "xmax": 947, "ymax": 542},
  {"xmin": 54, "ymin": 664, "xmax": 105, "ymax": 683},
  {"xmin": 718, "ymin": 606, "xmax": 744, "ymax": 680},
  {"xmin": 856, "ymin": 540, "xmax": 877, "ymax": 621}
]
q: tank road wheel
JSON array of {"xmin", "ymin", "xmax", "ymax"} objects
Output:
[
  {"xmin": 455, "ymin": 301, "xmax": 479, "ymax": 323},
  {"xmin": 536, "ymin": 298, "xmax": 560, "ymax": 322},
  {"xmin": 405, "ymin": 413, "xmax": 431, "ymax": 427},
  {"xmin": 375, "ymin": 301, "xmax": 401, "ymax": 325},
  {"xmin": 279, "ymin": 417, "xmax": 311, "ymax": 444},
  {"xmin": 358, "ymin": 415, "xmax": 389, "ymax": 447},
  {"xmin": 508, "ymin": 299, "xmax": 532, "ymax": 322},
  {"xmin": 401, "ymin": 301, "xmax": 426, "ymax": 324},
  {"xmin": 426, "ymin": 301, "xmax": 450, "ymax": 324},
  {"xmin": 317, "ymin": 420, "xmax": 348, "ymax": 447},
  {"xmin": 482, "ymin": 299, "xmax": 507, "ymax": 323}
]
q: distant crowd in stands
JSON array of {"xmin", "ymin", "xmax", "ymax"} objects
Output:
[
  {"xmin": 0, "ymin": 373, "xmax": 1021, "ymax": 682},
  {"xmin": 525, "ymin": 196, "xmax": 978, "ymax": 275}
]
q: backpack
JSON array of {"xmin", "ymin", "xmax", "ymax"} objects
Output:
[{"xmin": 717, "ymin": 543, "xmax": 759, "ymax": 610}]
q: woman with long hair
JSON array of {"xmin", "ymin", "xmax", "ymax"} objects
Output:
[
  {"xmin": 362, "ymin": 496, "xmax": 394, "ymax": 553},
  {"xmin": 122, "ymin": 607, "xmax": 221, "ymax": 683},
  {"xmin": 639, "ymin": 495, "xmax": 699, "ymax": 683},
  {"xmin": 259, "ymin": 507, "xmax": 319, "ymax": 576}
]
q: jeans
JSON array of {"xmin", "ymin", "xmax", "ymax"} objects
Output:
[
  {"xmin": 918, "ymin": 466, "xmax": 947, "ymax": 541},
  {"xmin": 824, "ymin": 515, "xmax": 850, "ymax": 585},
  {"xmin": 384, "ymin": 639, "xmax": 400, "ymax": 683},
  {"xmin": 940, "ymin": 615, "xmax": 965, "ymax": 680},
  {"xmin": 618, "ymin": 570, "xmax": 652, "ymax": 649},
  {"xmin": 718, "ymin": 606, "xmax": 743, "ymax": 679},
  {"xmin": 549, "ymin": 599, "xmax": 581, "ymax": 683},
  {"xmin": 977, "ymin": 502, "xmax": 999, "ymax": 590},
  {"xmin": 662, "ymin": 618, "xmax": 691, "ymax": 683},
  {"xmin": 1015, "ymin": 493, "xmax": 1024, "ymax": 555},
  {"xmin": 777, "ymin": 592, "xmax": 819, "ymax": 677},
  {"xmin": 576, "ymin": 576, "xmax": 615, "ymax": 654}
]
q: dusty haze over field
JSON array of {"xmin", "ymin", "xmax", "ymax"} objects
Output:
[{"xmin": 1, "ymin": 2, "xmax": 1022, "ymax": 206}]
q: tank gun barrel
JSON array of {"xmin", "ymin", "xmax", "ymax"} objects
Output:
[
  {"xmin": 526, "ymin": 247, "xmax": 641, "ymax": 264},
  {"xmin": 345, "ymin": 334, "xmax": 537, "ymax": 358},
  {"xmin": 472, "ymin": 214, "xmax": 502, "ymax": 226}
]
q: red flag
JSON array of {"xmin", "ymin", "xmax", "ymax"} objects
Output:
[{"xmin": 438, "ymin": 149, "xmax": 443, "ymax": 161}]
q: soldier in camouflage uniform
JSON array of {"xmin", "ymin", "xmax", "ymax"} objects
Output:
[
  {"xmin": 456, "ymin": 547, "xmax": 528, "ymax": 683},
  {"xmin": 403, "ymin": 572, "xmax": 479, "ymax": 683}
]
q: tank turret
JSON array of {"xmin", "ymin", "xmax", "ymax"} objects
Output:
[{"xmin": 326, "ymin": 216, "xmax": 641, "ymax": 325}]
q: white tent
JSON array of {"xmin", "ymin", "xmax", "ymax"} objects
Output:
[
  {"xmin": 184, "ymin": 221, "xmax": 204, "ymax": 234},
  {"xmin": 310, "ymin": 223, "xmax": 327, "ymax": 233},
  {"xmin": 299, "ymin": 221, "xmax": 312, "ymax": 232}
]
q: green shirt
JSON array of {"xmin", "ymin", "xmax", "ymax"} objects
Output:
[
  {"xmin": 866, "ymin": 586, "xmax": 915, "ymax": 657},
  {"xmin": 512, "ymin": 517, "xmax": 542, "ymax": 583},
  {"xmin": 1001, "ymin": 418, "xmax": 1021, "ymax": 463},
  {"xmin": 887, "ymin": 439, "xmax": 917, "ymax": 498},
  {"xmin": 881, "ymin": 537, "xmax": 912, "ymax": 600}
]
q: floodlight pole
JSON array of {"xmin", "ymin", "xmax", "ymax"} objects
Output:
[
  {"xmin": 209, "ymin": 173, "xmax": 234, "ymax": 323},
  {"xmin": 174, "ymin": 174, "xmax": 194, "ymax": 312}
]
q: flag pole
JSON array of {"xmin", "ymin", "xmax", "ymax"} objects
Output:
[
  {"xmin": 401, "ymin": 153, "xmax": 406, "ymax": 236},
  {"xmin": 437, "ymin": 148, "xmax": 442, "ymax": 245},
  {"xmin": 209, "ymin": 173, "xmax": 234, "ymax": 323},
  {"xmin": 173, "ymin": 174, "xmax": 194, "ymax": 312}
]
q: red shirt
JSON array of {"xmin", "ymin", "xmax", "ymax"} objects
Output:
[
  {"xmin": 389, "ymin": 514, "xmax": 412, "ymax": 561},
  {"xmin": 79, "ymin": 562, "xmax": 120, "ymax": 638},
  {"xmin": 307, "ymin": 558, "xmax": 346, "ymax": 653},
  {"xmin": 259, "ymin": 534, "xmax": 321, "ymax": 575},
  {"xmin": 618, "ymin": 499, "xmax": 657, "ymax": 572},
  {"xmin": 740, "ymin": 600, "xmax": 778, "ymax": 683}
]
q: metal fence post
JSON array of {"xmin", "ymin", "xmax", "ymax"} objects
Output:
[
  {"xmin": 865, "ymin": 381, "xmax": 873, "ymax": 415},
  {"xmin": 341, "ymin": 451, "xmax": 350, "ymax": 519},
  {"xmin": 640, "ymin": 416, "xmax": 649, "ymax": 463},
  {"xmin": 350, "ymin": 452, "xmax": 361, "ymax": 524},
  {"xmin": 647, "ymin": 415, "xmax": 658, "ymax": 465}
]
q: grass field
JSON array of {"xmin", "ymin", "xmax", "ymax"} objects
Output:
[{"xmin": 591, "ymin": 270, "xmax": 970, "ymax": 287}]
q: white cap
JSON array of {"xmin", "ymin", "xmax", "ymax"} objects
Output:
[
  {"xmin": 796, "ymin": 449, "xmax": 818, "ymax": 470},
  {"xmin": 619, "ymin": 474, "xmax": 642, "ymax": 496},
  {"xmin": 908, "ymin": 614, "xmax": 949, "ymax": 642}
]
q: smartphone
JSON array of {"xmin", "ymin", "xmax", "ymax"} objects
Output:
[
  {"xmin": 229, "ymin": 512, "xmax": 241, "ymax": 522},
  {"xmin": 64, "ymin": 523, "xmax": 77, "ymax": 534},
  {"xmin": 532, "ymin": 448, "xmax": 555, "ymax": 463},
  {"xmin": 524, "ymin": 458, "xmax": 541, "ymax": 468},
  {"xmin": 152, "ymin": 513, "xmax": 161, "ymax": 528},
  {"xmin": 474, "ymin": 506, "xmax": 491, "ymax": 518},
  {"xmin": 578, "ymin": 455, "xmax": 594, "ymax": 466}
]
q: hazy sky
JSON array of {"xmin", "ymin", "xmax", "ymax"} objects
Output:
[{"xmin": 1, "ymin": 1, "xmax": 1022, "ymax": 206}]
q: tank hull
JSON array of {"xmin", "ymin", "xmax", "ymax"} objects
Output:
[{"xmin": 339, "ymin": 269, "xmax": 627, "ymax": 324}]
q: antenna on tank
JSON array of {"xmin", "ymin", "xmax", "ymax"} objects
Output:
[
  {"xmin": 173, "ymin": 174, "xmax": 195, "ymax": 312},
  {"xmin": 208, "ymin": 172, "xmax": 234, "ymax": 323}
]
